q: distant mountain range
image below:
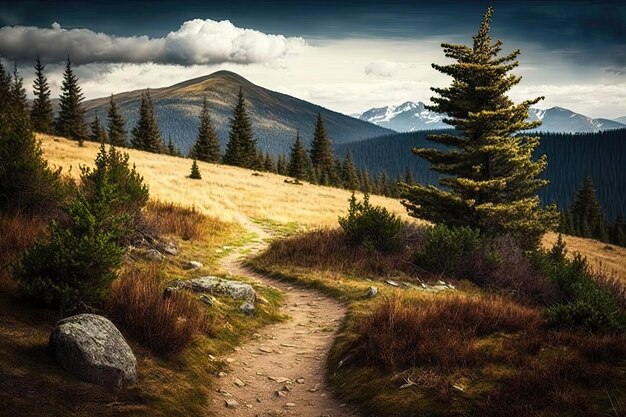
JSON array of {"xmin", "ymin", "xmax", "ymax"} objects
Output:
[
  {"xmin": 82, "ymin": 71, "xmax": 392, "ymax": 155},
  {"xmin": 356, "ymin": 101, "xmax": 626, "ymax": 133}
]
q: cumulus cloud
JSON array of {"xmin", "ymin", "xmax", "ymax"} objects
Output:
[
  {"xmin": 0, "ymin": 19, "xmax": 306, "ymax": 66},
  {"xmin": 364, "ymin": 60, "xmax": 415, "ymax": 77}
]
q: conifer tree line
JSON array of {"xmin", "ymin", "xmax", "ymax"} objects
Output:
[
  {"xmin": 558, "ymin": 177, "xmax": 626, "ymax": 247},
  {"xmin": 5, "ymin": 55, "xmax": 445, "ymax": 199}
]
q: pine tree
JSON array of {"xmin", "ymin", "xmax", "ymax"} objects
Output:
[
  {"xmin": 276, "ymin": 154, "xmax": 288, "ymax": 175},
  {"xmin": 0, "ymin": 61, "xmax": 11, "ymax": 108},
  {"xmin": 223, "ymin": 87, "xmax": 257, "ymax": 168},
  {"xmin": 10, "ymin": 64, "xmax": 28, "ymax": 117},
  {"xmin": 404, "ymin": 168, "xmax": 415, "ymax": 186},
  {"xmin": 89, "ymin": 115, "xmax": 107, "ymax": 142},
  {"xmin": 309, "ymin": 113, "xmax": 337, "ymax": 185},
  {"xmin": 263, "ymin": 152, "xmax": 275, "ymax": 172},
  {"xmin": 359, "ymin": 168, "xmax": 372, "ymax": 194},
  {"xmin": 167, "ymin": 135, "xmax": 182, "ymax": 157},
  {"xmin": 189, "ymin": 159, "xmax": 202, "ymax": 179},
  {"xmin": 131, "ymin": 90, "xmax": 162, "ymax": 153},
  {"xmin": 55, "ymin": 56, "xmax": 87, "ymax": 143},
  {"xmin": 30, "ymin": 56, "xmax": 54, "ymax": 133},
  {"xmin": 611, "ymin": 214, "xmax": 626, "ymax": 247},
  {"xmin": 287, "ymin": 130, "xmax": 309, "ymax": 180},
  {"xmin": 106, "ymin": 95, "xmax": 127, "ymax": 147},
  {"xmin": 192, "ymin": 96, "xmax": 221, "ymax": 163},
  {"xmin": 342, "ymin": 150, "xmax": 359, "ymax": 190},
  {"xmin": 402, "ymin": 8, "xmax": 556, "ymax": 248},
  {"xmin": 570, "ymin": 176, "xmax": 606, "ymax": 240},
  {"xmin": 0, "ymin": 62, "xmax": 64, "ymax": 214}
]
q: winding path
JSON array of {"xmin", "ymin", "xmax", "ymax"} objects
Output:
[{"xmin": 209, "ymin": 216, "xmax": 359, "ymax": 417}]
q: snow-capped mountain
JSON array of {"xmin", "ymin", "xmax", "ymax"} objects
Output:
[
  {"xmin": 357, "ymin": 101, "xmax": 449, "ymax": 131},
  {"xmin": 527, "ymin": 107, "xmax": 626, "ymax": 133},
  {"xmin": 614, "ymin": 116, "xmax": 626, "ymax": 125},
  {"xmin": 357, "ymin": 101, "xmax": 626, "ymax": 133}
]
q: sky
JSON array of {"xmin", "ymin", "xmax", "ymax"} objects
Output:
[{"xmin": 0, "ymin": 0, "xmax": 625, "ymax": 118}]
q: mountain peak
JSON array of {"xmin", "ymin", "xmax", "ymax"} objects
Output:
[{"xmin": 358, "ymin": 102, "xmax": 626, "ymax": 133}]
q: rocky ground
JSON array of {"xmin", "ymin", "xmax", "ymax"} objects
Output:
[{"xmin": 209, "ymin": 217, "xmax": 359, "ymax": 417}]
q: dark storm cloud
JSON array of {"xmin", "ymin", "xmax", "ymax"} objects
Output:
[{"xmin": 1, "ymin": 0, "xmax": 624, "ymax": 70}]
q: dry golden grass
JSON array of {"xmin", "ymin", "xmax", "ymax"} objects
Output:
[
  {"xmin": 543, "ymin": 231, "xmax": 626, "ymax": 282},
  {"xmin": 40, "ymin": 134, "xmax": 625, "ymax": 282},
  {"xmin": 107, "ymin": 266, "xmax": 212, "ymax": 356},
  {"xmin": 40, "ymin": 134, "xmax": 409, "ymax": 226}
]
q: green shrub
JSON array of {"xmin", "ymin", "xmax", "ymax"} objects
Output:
[
  {"xmin": 17, "ymin": 181, "xmax": 126, "ymax": 310},
  {"xmin": 414, "ymin": 224, "xmax": 482, "ymax": 276},
  {"xmin": 80, "ymin": 143, "xmax": 149, "ymax": 219},
  {"xmin": 189, "ymin": 159, "xmax": 202, "ymax": 179},
  {"xmin": 535, "ymin": 238, "xmax": 625, "ymax": 331},
  {"xmin": 338, "ymin": 193, "xmax": 403, "ymax": 252}
]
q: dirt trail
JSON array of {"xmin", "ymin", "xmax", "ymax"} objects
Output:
[{"xmin": 209, "ymin": 216, "xmax": 359, "ymax": 417}]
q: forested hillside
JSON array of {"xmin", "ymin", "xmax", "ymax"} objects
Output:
[
  {"xmin": 337, "ymin": 129, "xmax": 626, "ymax": 218},
  {"xmin": 80, "ymin": 71, "xmax": 392, "ymax": 155}
]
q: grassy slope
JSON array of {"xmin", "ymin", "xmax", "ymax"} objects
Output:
[
  {"xmin": 40, "ymin": 134, "xmax": 409, "ymax": 226},
  {"xmin": 41, "ymin": 134, "xmax": 626, "ymax": 282}
]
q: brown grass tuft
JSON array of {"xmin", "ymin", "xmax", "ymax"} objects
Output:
[
  {"xmin": 0, "ymin": 213, "xmax": 48, "ymax": 294},
  {"xmin": 143, "ymin": 200, "xmax": 208, "ymax": 241},
  {"xmin": 258, "ymin": 228, "xmax": 415, "ymax": 277},
  {"xmin": 107, "ymin": 266, "xmax": 212, "ymax": 355},
  {"xmin": 354, "ymin": 294, "xmax": 542, "ymax": 370}
]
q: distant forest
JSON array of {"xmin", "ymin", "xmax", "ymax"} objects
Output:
[{"xmin": 336, "ymin": 129, "xmax": 626, "ymax": 219}]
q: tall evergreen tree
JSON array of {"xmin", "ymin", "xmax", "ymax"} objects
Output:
[
  {"xmin": 611, "ymin": 214, "xmax": 626, "ymax": 247},
  {"xmin": 276, "ymin": 154, "xmax": 288, "ymax": 175},
  {"xmin": 404, "ymin": 168, "xmax": 415, "ymax": 186},
  {"xmin": 30, "ymin": 56, "xmax": 54, "ymax": 133},
  {"xmin": 106, "ymin": 95, "xmax": 127, "ymax": 147},
  {"xmin": 342, "ymin": 150, "xmax": 359, "ymax": 190},
  {"xmin": 10, "ymin": 64, "xmax": 28, "ymax": 117},
  {"xmin": 0, "ymin": 64, "xmax": 63, "ymax": 214},
  {"xmin": 287, "ymin": 130, "xmax": 309, "ymax": 180},
  {"xmin": 89, "ymin": 115, "xmax": 107, "ymax": 142},
  {"xmin": 131, "ymin": 90, "xmax": 162, "ymax": 153},
  {"xmin": 192, "ymin": 96, "xmax": 221, "ymax": 163},
  {"xmin": 167, "ymin": 135, "xmax": 182, "ymax": 157},
  {"xmin": 309, "ymin": 113, "xmax": 337, "ymax": 185},
  {"xmin": 0, "ymin": 61, "xmax": 11, "ymax": 108},
  {"xmin": 263, "ymin": 152, "xmax": 275, "ymax": 172},
  {"xmin": 402, "ymin": 8, "xmax": 556, "ymax": 248},
  {"xmin": 55, "ymin": 56, "xmax": 87, "ymax": 143},
  {"xmin": 569, "ymin": 176, "xmax": 606, "ymax": 239},
  {"xmin": 223, "ymin": 87, "xmax": 257, "ymax": 168},
  {"xmin": 359, "ymin": 168, "xmax": 372, "ymax": 194}
]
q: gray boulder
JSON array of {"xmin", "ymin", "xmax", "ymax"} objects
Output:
[
  {"xmin": 183, "ymin": 260, "xmax": 203, "ymax": 270},
  {"xmin": 239, "ymin": 301, "xmax": 255, "ymax": 315},
  {"xmin": 160, "ymin": 241, "xmax": 178, "ymax": 256},
  {"xmin": 49, "ymin": 314, "xmax": 137, "ymax": 389},
  {"xmin": 170, "ymin": 276, "xmax": 256, "ymax": 303}
]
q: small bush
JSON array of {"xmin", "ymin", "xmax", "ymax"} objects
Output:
[
  {"xmin": 414, "ymin": 224, "xmax": 482, "ymax": 276},
  {"xmin": 339, "ymin": 193, "xmax": 403, "ymax": 252},
  {"xmin": 189, "ymin": 159, "xmax": 202, "ymax": 179},
  {"xmin": 534, "ymin": 239, "xmax": 625, "ymax": 331},
  {"xmin": 17, "ymin": 184, "xmax": 126, "ymax": 309},
  {"xmin": 469, "ymin": 235, "xmax": 561, "ymax": 305},
  {"xmin": 80, "ymin": 143, "xmax": 149, "ymax": 223},
  {"xmin": 107, "ymin": 266, "xmax": 211, "ymax": 355}
]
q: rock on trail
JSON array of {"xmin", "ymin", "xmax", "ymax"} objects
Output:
[{"xmin": 209, "ymin": 216, "xmax": 359, "ymax": 417}]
